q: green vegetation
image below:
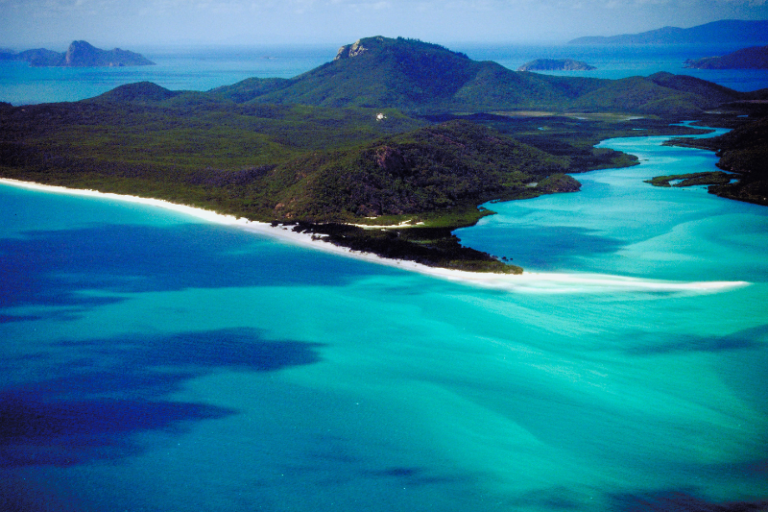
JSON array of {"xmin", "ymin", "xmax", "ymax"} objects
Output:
[
  {"xmin": 290, "ymin": 222, "xmax": 523, "ymax": 273},
  {"xmin": 685, "ymin": 45, "xmax": 768, "ymax": 70},
  {"xmin": 645, "ymin": 171, "xmax": 733, "ymax": 187},
  {"xmin": 2, "ymin": 36, "xmax": 764, "ymax": 270}
]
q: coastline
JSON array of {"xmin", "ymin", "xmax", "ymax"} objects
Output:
[{"xmin": 0, "ymin": 177, "xmax": 750, "ymax": 295}]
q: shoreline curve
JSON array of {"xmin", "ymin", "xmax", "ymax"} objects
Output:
[{"xmin": 0, "ymin": 178, "xmax": 750, "ymax": 295}]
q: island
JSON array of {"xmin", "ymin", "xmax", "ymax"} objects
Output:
[
  {"xmin": 569, "ymin": 19, "xmax": 768, "ymax": 46},
  {"xmin": 644, "ymin": 171, "xmax": 733, "ymax": 187},
  {"xmin": 518, "ymin": 59, "xmax": 596, "ymax": 71},
  {"xmin": 1, "ymin": 36, "xmax": 766, "ymax": 271},
  {"xmin": 0, "ymin": 40, "xmax": 155, "ymax": 67},
  {"xmin": 684, "ymin": 45, "xmax": 768, "ymax": 69}
]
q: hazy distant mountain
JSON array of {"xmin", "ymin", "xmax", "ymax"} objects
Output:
[
  {"xmin": 685, "ymin": 45, "xmax": 768, "ymax": 69},
  {"xmin": 518, "ymin": 59, "xmax": 595, "ymax": 71},
  {"xmin": 211, "ymin": 36, "xmax": 743, "ymax": 116},
  {"xmin": 569, "ymin": 20, "xmax": 768, "ymax": 45},
  {"xmin": 0, "ymin": 40, "xmax": 154, "ymax": 67}
]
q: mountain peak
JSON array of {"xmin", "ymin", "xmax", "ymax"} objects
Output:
[
  {"xmin": 65, "ymin": 40, "xmax": 98, "ymax": 65},
  {"xmin": 334, "ymin": 38, "xmax": 375, "ymax": 61},
  {"xmin": 332, "ymin": 36, "xmax": 468, "ymax": 62}
]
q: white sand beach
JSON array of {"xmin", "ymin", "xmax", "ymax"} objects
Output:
[{"xmin": 0, "ymin": 178, "xmax": 750, "ymax": 295}]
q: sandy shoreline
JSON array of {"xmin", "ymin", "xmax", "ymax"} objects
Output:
[{"xmin": 0, "ymin": 177, "xmax": 750, "ymax": 294}]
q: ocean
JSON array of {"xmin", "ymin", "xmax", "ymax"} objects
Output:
[{"xmin": 1, "ymin": 44, "xmax": 767, "ymax": 511}]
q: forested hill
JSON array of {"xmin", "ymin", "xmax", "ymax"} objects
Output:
[
  {"xmin": 0, "ymin": 96, "xmax": 595, "ymax": 272},
  {"xmin": 210, "ymin": 36, "xmax": 748, "ymax": 116}
]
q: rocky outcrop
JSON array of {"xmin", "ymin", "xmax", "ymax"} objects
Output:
[
  {"xmin": 334, "ymin": 38, "xmax": 374, "ymax": 60},
  {"xmin": 62, "ymin": 40, "xmax": 155, "ymax": 67}
]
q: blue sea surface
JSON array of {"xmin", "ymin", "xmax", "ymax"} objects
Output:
[{"xmin": 1, "ymin": 126, "xmax": 768, "ymax": 510}]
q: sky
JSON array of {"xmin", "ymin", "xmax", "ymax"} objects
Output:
[{"xmin": 1, "ymin": 0, "xmax": 768, "ymax": 49}]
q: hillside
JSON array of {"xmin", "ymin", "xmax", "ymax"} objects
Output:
[
  {"xmin": 569, "ymin": 20, "xmax": 768, "ymax": 45},
  {"xmin": 685, "ymin": 45, "xmax": 768, "ymax": 69},
  {"xmin": 0, "ymin": 40, "xmax": 154, "ymax": 67},
  {"xmin": 0, "ymin": 88, "xmax": 584, "ymax": 223},
  {"xmin": 266, "ymin": 120, "xmax": 575, "ymax": 221},
  {"xmin": 211, "ymin": 36, "xmax": 745, "ymax": 116}
]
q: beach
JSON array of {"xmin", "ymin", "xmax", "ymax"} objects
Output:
[{"xmin": 0, "ymin": 177, "xmax": 749, "ymax": 295}]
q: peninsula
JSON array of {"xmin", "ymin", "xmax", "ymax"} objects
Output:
[
  {"xmin": 569, "ymin": 19, "xmax": 768, "ymax": 46},
  {"xmin": 662, "ymin": 116, "xmax": 768, "ymax": 205},
  {"xmin": 1, "ymin": 36, "xmax": 765, "ymax": 270},
  {"xmin": 684, "ymin": 45, "xmax": 768, "ymax": 69},
  {"xmin": 518, "ymin": 59, "xmax": 595, "ymax": 71},
  {"xmin": 0, "ymin": 40, "xmax": 154, "ymax": 67}
]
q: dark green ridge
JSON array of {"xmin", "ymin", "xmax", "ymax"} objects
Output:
[
  {"xmin": 685, "ymin": 45, "xmax": 768, "ymax": 70},
  {"xmin": 569, "ymin": 20, "xmax": 768, "ymax": 46}
]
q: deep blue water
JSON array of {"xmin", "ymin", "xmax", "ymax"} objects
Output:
[{"xmin": 1, "ymin": 47, "xmax": 767, "ymax": 511}]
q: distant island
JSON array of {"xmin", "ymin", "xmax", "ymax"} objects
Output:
[
  {"xmin": 0, "ymin": 40, "xmax": 154, "ymax": 67},
  {"xmin": 518, "ymin": 59, "xmax": 595, "ymax": 71},
  {"xmin": 685, "ymin": 45, "xmax": 768, "ymax": 69},
  {"xmin": 569, "ymin": 19, "xmax": 768, "ymax": 46}
]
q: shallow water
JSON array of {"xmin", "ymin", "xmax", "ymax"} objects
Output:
[{"xmin": 1, "ymin": 124, "xmax": 767, "ymax": 511}]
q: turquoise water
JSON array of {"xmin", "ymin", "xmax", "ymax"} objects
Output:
[{"xmin": 1, "ymin": 125, "xmax": 767, "ymax": 510}]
